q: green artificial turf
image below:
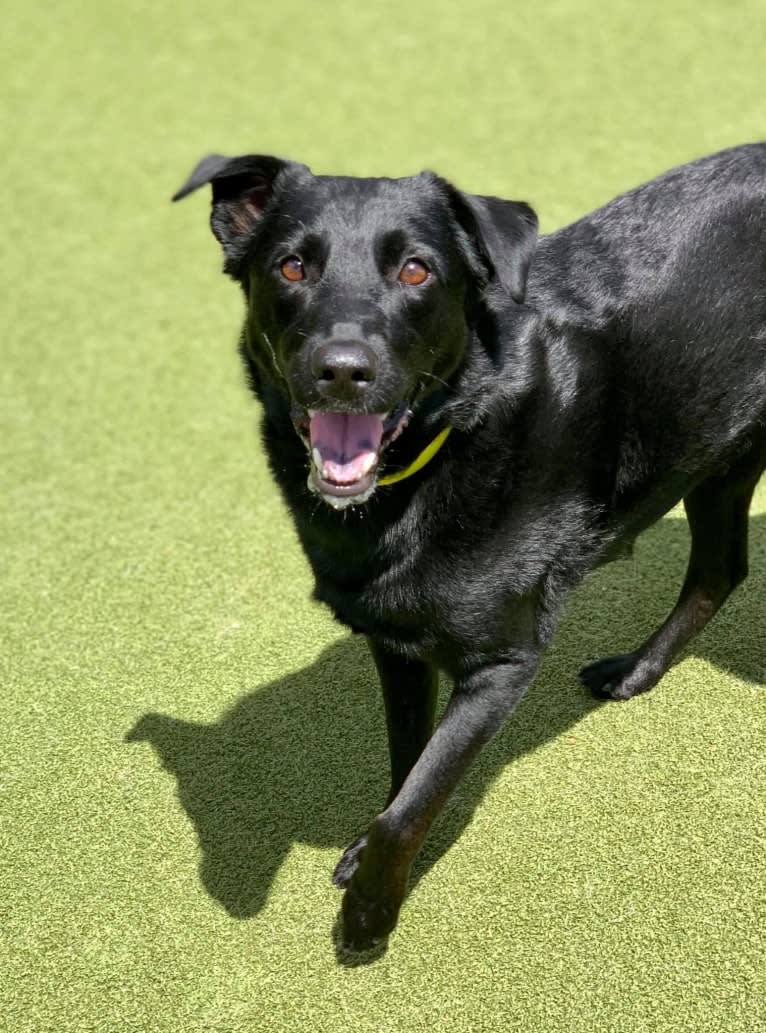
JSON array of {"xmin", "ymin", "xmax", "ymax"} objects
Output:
[{"xmin": 2, "ymin": 1, "xmax": 765, "ymax": 1030}]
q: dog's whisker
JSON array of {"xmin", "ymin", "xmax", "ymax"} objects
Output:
[
  {"xmin": 414, "ymin": 369, "xmax": 454, "ymax": 391},
  {"xmin": 261, "ymin": 330, "xmax": 288, "ymax": 382}
]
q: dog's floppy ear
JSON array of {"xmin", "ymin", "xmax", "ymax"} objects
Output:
[
  {"xmin": 172, "ymin": 153, "xmax": 306, "ymax": 262},
  {"xmin": 441, "ymin": 181, "xmax": 539, "ymax": 303}
]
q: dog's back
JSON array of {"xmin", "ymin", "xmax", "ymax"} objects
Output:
[
  {"xmin": 529, "ymin": 142, "xmax": 766, "ymax": 316},
  {"xmin": 527, "ymin": 142, "xmax": 766, "ymax": 521}
]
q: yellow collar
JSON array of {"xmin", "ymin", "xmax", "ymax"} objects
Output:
[{"xmin": 377, "ymin": 426, "xmax": 452, "ymax": 486}]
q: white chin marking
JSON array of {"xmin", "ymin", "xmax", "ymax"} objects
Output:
[{"xmin": 306, "ymin": 470, "xmax": 376, "ymax": 509}]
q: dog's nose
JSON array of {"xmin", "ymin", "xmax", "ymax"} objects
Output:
[{"xmin": 310, "ymin": 342, "xmax": 378, "ymax": 398}]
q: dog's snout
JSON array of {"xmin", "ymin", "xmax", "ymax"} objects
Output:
[{"xmin": 310, "ymin": 341, "xmax": 378, "ymax": 398}]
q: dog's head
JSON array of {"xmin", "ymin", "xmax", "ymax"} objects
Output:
[{"xmin": 174, "ymin": 154, "xmax": 537, "ymax": 508}]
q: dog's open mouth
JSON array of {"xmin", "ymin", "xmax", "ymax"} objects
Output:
[{"xmin": 295, "ymin": 404, "xmax": 409, "ymax": 508}]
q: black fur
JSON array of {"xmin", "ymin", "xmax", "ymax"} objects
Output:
[{"xmin": 174, "ymin": 143, "xmax": 766, "ymax": 951}]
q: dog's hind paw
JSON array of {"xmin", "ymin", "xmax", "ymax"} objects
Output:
[
  {"xmin": 332, "ymin": 833, "xmax": 368, "ymax": 888},
  {"xmin": 578, "ymin": 652, "xmax": 660, "ymax": 700}
]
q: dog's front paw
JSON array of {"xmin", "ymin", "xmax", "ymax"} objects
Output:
[
  {"xmin": 340, "ymin": 879, "xmax": 400, "ymax": 952},
  {"xmin": 578, "ymin": 652, "xmax": 659, "ymax": 700},
  {"xmin": 332, "ymin": 832, "xmax": 368, "ymax": 888}
]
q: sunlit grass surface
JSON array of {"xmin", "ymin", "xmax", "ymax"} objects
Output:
[{"xmin": 3, "ymin": 1, "xmax": 765, "ymax": 1029}]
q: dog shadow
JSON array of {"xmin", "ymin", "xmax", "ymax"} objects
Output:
[{"xmin": 126, "ymin": 512, "xmax": 765, "ymax": 926}]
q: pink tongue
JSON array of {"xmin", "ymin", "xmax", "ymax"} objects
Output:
[{"xmin": 309, "ymin": 413, "xmax": 384, "ymax": 484}]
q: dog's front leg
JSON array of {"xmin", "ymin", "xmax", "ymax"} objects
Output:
[
  {"xmin": 340, "ymin": 652, "xmax": 539, "ymax": 950},
  {"xmin": 333, "ymin": 640, "xmax": 438, "ymax": 889},
  {"xmin": 371, "ymin": 639, "xmax": 440, "ymax": 803}
]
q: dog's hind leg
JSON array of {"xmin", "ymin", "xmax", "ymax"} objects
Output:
[{"xmin": 579, "ymin": 448, "xmax": 764, "ymax": 701}]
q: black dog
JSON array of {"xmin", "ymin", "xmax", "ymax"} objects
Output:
[{"xmin": 173, "ymin": 144, "xmax": 766, "ymax": 951}]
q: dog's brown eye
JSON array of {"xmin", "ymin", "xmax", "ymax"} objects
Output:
[
  {"xmin": 280, "ymin": 256, "xmax": 305, "ymax": 282},
  {"xmin": 398, "ymin": 258, "xmax": 430, "ymax": 286}
]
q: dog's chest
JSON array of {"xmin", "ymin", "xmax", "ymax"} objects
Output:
[{"xmin": 310, "ymin": 517, "xmax": 542, "ymax": 664}]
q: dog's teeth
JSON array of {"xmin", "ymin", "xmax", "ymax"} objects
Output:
[
  {"xmin": 311, "ymin": 447, "xmax": 325, "ymax": 475},
  {"xmin": 359, "ymin": 453, "xmax": 376, "ymax": 475}
]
